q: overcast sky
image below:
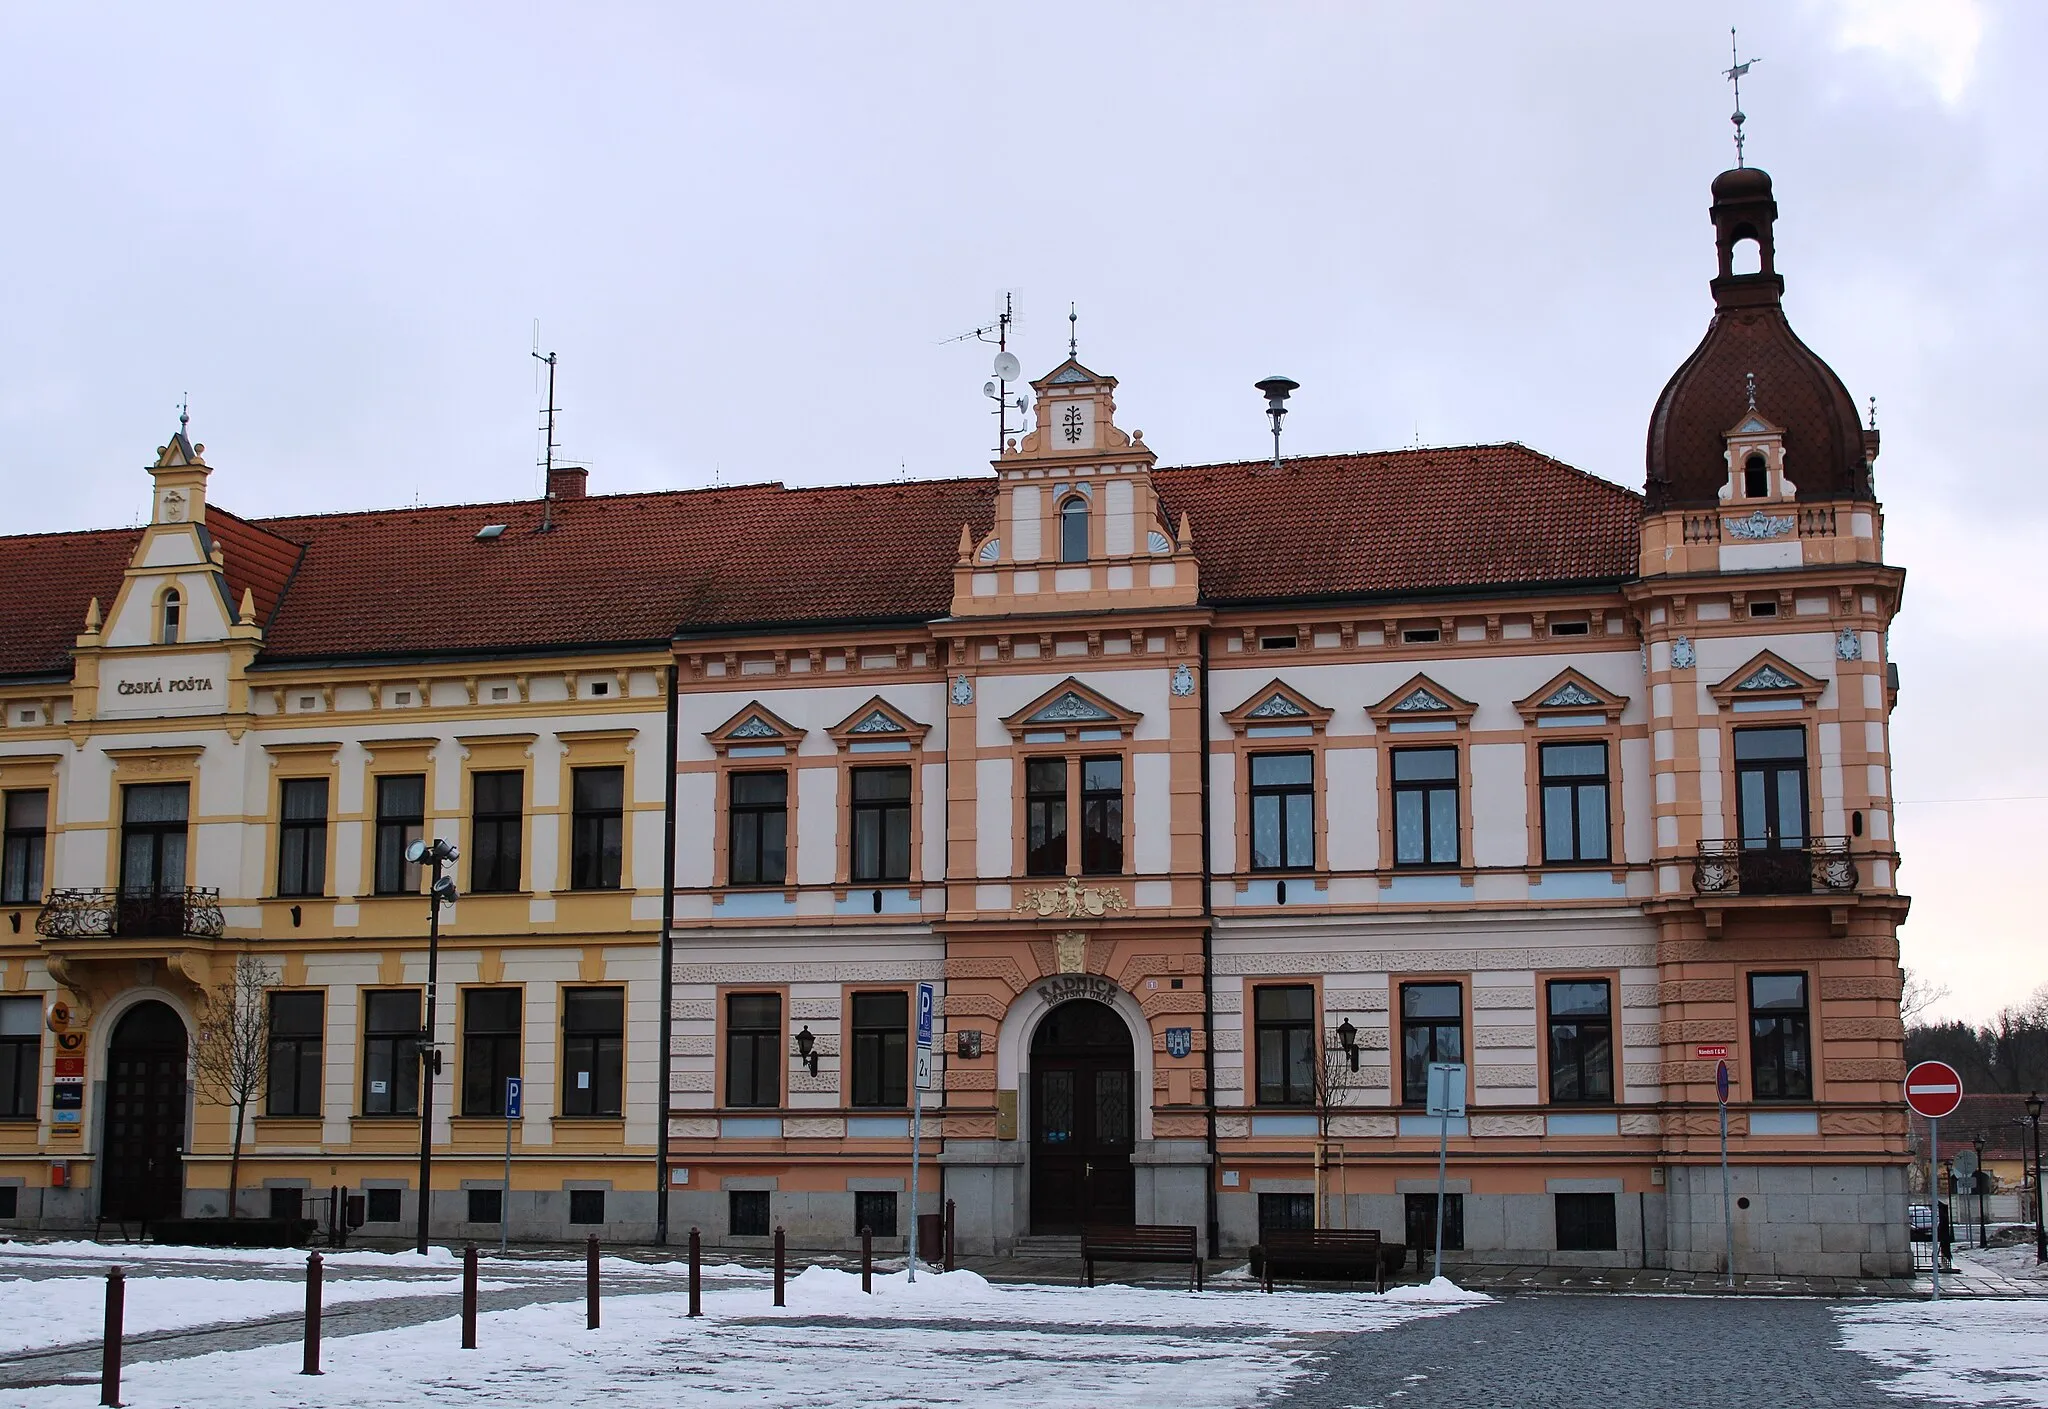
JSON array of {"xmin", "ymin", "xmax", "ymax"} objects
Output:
[{"xmin": 3, "ymin": 2, "xmax": 2040, "ymax": 1023}]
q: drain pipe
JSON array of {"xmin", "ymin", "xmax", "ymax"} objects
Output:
[
  {"xmin": 1197, "ymin": 628, "xmax": 1220, "ymax": 1261},
  {"xmin": 655, "ymin": 664, "xmax": 679, "ymax": 1245}
]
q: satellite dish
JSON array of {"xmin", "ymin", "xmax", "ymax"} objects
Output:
[
  {"xmin": 984, "ymin": 381, "xmax": 997, "ymax": 398},
  {"xmin": 992, "ymin": 351, "xmax": 1021, "ymax": 382}
]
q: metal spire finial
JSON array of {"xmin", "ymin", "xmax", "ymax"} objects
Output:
[
  {"xmin": 1724, "ymin": 29, "xmax": 1760, "ymax": 168},
  {"xmin": 1868, "ymin": 396, "xmax": 1878, "ymax": 431},
  {"xmin": 178, "ymin": 393, "xmax": 189, "ymax": 435},
  {"xmin": 1745, "ymin": 371, "xmax": 1758, "ymax": 412},
  {"xmin": 1068, "ymin": 302, "xmax": 1078, "ymax": 360}
]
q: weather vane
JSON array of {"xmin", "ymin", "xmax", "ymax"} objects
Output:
[
  {"xmin": 178, "ymin": 393, "xmax": 189, "ymax": 435},
  {"xmin": 1745, "ymin": 371, "xmax": 1758, "ymax": 413},
  {"xmin": 1724, "ymin": 28, "xmax": 1760, "ymax": 168},
  {"xmin": 1068, "ymin": 302, "xmax": 1078, "ymax": 360}
]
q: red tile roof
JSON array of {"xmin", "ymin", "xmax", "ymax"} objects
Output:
[{"xmin": 0, "ymin": 444, "xmax": 1640, "ymax": 677}]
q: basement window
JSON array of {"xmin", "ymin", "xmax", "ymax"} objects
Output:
[
  {"xmin": 1549, "ymin": 621, "xmax": 1590, "ymax": 637},
  {"xmin": 1749, "ymin": 601, "xmax": 1778, "ymax": 618},
  {"xmin": 1402, "ymin": 628, "xmax": 1441, "ymax": 645},
  {"xmin": 590, "ymin": 680, "xmax": 610, "ymax": 697},
  {"xmin": 1260, "ymin": 635, "xmax": 1298, "ymax": 651}
]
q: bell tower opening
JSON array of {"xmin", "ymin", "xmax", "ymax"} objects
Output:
[{"xmin": 1744, "ymin": 454, "xmax": 1770, "ymax": 499}]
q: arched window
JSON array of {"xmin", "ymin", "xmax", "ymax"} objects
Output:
[
  {"xmin": 1731, "ymin": 237, "xmax": 1762, "ymax": 276},
  {"xmin": 1059, "ymin": 496, "xmax": 1088, "ymax": 563},
  {"xmin": 1744, "ymin": 454, "xmax": 1769, "ymax": 500},
  {"xmin": 159, "ymin": 588, "xmax": 182, "ymax": 645}
]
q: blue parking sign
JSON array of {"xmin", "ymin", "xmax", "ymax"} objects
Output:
[
  {"xmin": 916, "ymin": 982, "xmax": 934, "ymax": 1049},
  {"xmin": 505, "ymin": 1075, "xmax": 523, "ymax": 1120}
]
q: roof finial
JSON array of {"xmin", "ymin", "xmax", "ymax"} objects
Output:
[
  {"xmin": 1745, "ymin": 371, "xmax": 1758, "ymax": 412},
  {"xmin": 1867, "ymin": 396, "xmax": 1878, "ymax": 431},
  {"xmin": 1068, "ymin": 302, "xmax": 1078, "ymax": 360},
  {"xmin": 1724, "ymin": 28, "xmax": 1760, "ymax": 168},
  {"xmin": 178, "ymin": 393, "xmax": 189, "ymax": 436}
]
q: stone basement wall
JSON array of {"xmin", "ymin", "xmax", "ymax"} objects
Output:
[{"xmin": 1662, "ymin": 1163, "xmax": 1911, "ymax": 1278}]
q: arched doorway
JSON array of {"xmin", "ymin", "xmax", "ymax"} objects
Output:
[
  {"xmin": 1029, "ymin": 1000, "xmax": 1135, "ymax": 1233},
  {"xmin": 101, "ymin": 1001, "xmax": 189, "ymax": 1225}
]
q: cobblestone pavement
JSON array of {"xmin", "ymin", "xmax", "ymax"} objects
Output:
[{"xmin": 1272, "ymin": 1294, "xmax": 1904, "ymax": 1409}]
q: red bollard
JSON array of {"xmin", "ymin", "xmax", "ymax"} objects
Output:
[
  {"xmin": 687, "ymin": 1227, "xmax": 702, "ymax": 1318},
  {"xmin": 100, "ymin": 1266, "xmax": 124, "ymax": 1407},
  {"xmin": 302, "ymin": 1251, "xmax": 323, "ymax": 1375},
  {"xmin": 461, "ymin": 1242, "xmax": 478, "ymax": 1350},
  {"xmin": 861, "ymin": 1224, "xmax": 873, "ymax": 1293},
  {"xmin": 586, "ymin": 1234, "xmax": 600, "ymax": 1330},
  {"xmin": 945, "ymin": 1198, "xmax": 956, "ymax": 1272},
  {"xmin": 773, "ymin": 1225, "xmax": 786, "ymax": 1307}
]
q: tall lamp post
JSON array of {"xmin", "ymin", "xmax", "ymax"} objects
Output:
[
  {"xmin": 409, "ymin": 837, "xmax": 459, "ymax": 1255},
  {"xmin": 1973, "ymin": 1133, "xmax": 1988, "ymax": 1250},
  {"xmin": 2027, "ymin": 1092, "xmax": 2045, "ymax": 1264}
]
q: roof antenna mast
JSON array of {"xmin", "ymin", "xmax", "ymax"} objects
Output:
[
  {"xmin": 532, "ymin": 325, "xmax": 560, "ymax": 532},
  {"xmin": 954, "ymin": 293, "xmax": 1029, "ymax": 454},
  {"xmin": 1724, "ymin": 28, "xmax": 1760, "ymax": 168}
]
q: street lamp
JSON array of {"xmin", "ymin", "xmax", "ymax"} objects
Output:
[
  {"xmin": 796, "ymin": 1025, "xmax": 819, "ymax": 1077},
  {"xmin": 2026, "ymin": 1091, "xmax": 2045, "ymax": 1264},
  {"xmin": 1973, "ymin": 1133, "xmax": 1989, "ymax": 1250},
  {"xmin": 1335, "ymin": 1017, "xmax": 1360, "ymax": 1073},
  {"xmin": 407, "ymin": 836, "xmax": 459, "ymax": 1254}
]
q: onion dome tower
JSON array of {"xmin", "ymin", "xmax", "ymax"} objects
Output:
[{"xmin": 1644, "ymin": 167, "xmax": 1879, "ymax": 512}]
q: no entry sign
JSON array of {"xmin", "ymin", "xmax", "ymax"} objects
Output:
[{"xmin": 1904, "ymin": 1060, "xmax": 1964, "ymax": 1119}]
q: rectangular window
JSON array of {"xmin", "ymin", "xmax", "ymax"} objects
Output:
[
  {"xmin": 725, "ymin": 992, "xmax": 782, "ymax": 1108},
  {"xmin": 270, "ymin": 1187, "xmax": 305, "ymax": 1221},
  {"xmin": 569, "ymin": 767, "xmax": 624, "ymax": 890},
  {"xmin": 1405, "ymin": 1192, "xmax": 1466, "ymax": 1252},
  {"xmin": 1392, "ymin": 748, "xmax": 1459, "ymax": 867},
  {"xmin": 1249, "ymin": 753, "xmax": 1315, "ymax": 871},
  {"xmin": 1539, "ymin": 743, "xmax": 1610, "ymax": 864},
  {"xmin": 1024, "ymin": 758, "xmax": 1067, "ymax": 876},
  {"xmin": 1257, "ymin": 1192, "xmax": 1315, "ymax": 1236},
  {"xmin": 850, "ymin": 991, "xmax": 909, "ymax": 1108},
  {"xmin": 849, "ymin": 767, "xmax": 912, "ymax": 884},
  {"xmin": 1254, "ymin": 985, "xmax": 1316, "ymax": 1106},
  {"xmin": 1555, "ymin": 1192, "xmax": 1618, "ymax": 1251},
  {"xmin": 728, "ymin": 771, "xmax": 788, "ymax": 886},
  {"xmin": 1, "ymin": 790, "xmax": 48, "ymax": 905},
  {"xmin": 569, "ymin": 1189, "xmax": 605, "ymax": 1225},
  {"xmin": 561, "ymin": 987, "xmax": 624, "ymax": 1117},
  {"xmin": 361, "ymin": 989, "xmax": 421, "ymax": 1116},
  {"xmin": 1400, "ymin": 982, "xmax": 1464, "ymax": 1105},
  {"xmin": 469, "ymin": 772, "xmax": 524, "ymax": 894},
  {"xmin": 0, "ymin": 996, "xmax": 41, "ymax": 1119},
  {"xmin": 729, "ymin": 1189, "xmax": 771, "ymax": 1237},
  {"xmin": 1749, "ymin": 972, "xmax": 1812, "ymax": 1101},
  {"xmin": 461, "ymin": 988, "xmax": 522, "ymax": 1117},
  {"xmin": 120, "ymin": 782, "xmax": 189, "ymax": 894},
  {"xmin": 1734, "ymin": 727, "xmax": 1808, "ymax": 849},
  {"xmin": 1079, "ymin": 756, "xmax": 1124, "ymax": 875},
  {"xmin": 0, "ymin": 1187, "xmax": 15, "ymax": 1218},
  {"xmin": 276, "ymin": 778, "xmax": 329, "ymax": 897},
  {"xmin": 366, "ymin": 1187, "xmax": 402, "ymax": 1223},
  {"xmin": 853, "ymin": 1190, "xmax": 898, "ymax": 1238},
  {"xmin": 266, "ymin": 991, "xmax": 324, "ymax": 1117},
  {"xmin": 374, "ymin": 775, "xmax": 425, "ymax": 895},
  {"xmin": 468, "ymin": 1187, "xmax": 503, "ymax": 1225},
  {"xmin": 1546, "ymin": 980, "xmax": 1613, "ymax": 1104}
]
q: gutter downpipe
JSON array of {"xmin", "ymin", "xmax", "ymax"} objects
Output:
[
  {"xmin": 1198, "ymin": 628, "xmax": 1220, "ymax": 1261},
  {"xmin": 655, "ymin": 663, "xmax": 679, "ymax": 1245}
]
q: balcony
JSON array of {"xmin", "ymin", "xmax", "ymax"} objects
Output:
[
  {"xmin": 1693, "ymin": 840, "xmax": 1857, "ymax": 898},
  {"xmin": 35, "ymin": 888, "xmax": 226, "ymax": 941}
]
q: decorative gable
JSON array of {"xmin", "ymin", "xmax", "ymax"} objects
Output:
[
  {"xmin": 1367, "ymin": 674, "xmax": 1477, "ymax": 730},
  {"xmin": 705, "ymin": 701, "xmax": 805, "ymax": 754},
  {"xmin": 1706, "ymin": 650, "xmax": 1826, "ymax": 710},
  {"xmin": 1513, "ymin": 669, "xmax": 1629, "ymax": 724},
  {"xmin": 826, "ymin": 696, "xmax": 931, "ymax": 752},
  {"xmin": 1221, "ymin": 680, "xmax": 1334, "ymax": 736},
  {"xmin": 1000, "ymin": 677, "xmax": 1142, "ymax": 741}
]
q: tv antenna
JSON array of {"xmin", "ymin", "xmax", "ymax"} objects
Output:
[
  {"xmin": 952, "ymin": 293, "xmax": 1030, "ymax": 453},
  {"xmin": 1724, "ymin": 29, "xmax": 1760, "ymax": 168},
  {"xmin": 532, "ymin": 324, "xmax": 561, "ymax": 531}
]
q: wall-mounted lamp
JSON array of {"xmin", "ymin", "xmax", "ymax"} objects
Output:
[
  {"xmin": 1336, "ymin": 1017, "xmax": 1360, "ymax": 1072},
  {"xmin": 796, "ymin": 1025, "xmax": 819, "ymax": 1077}
]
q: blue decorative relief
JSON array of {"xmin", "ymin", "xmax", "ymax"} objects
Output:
[
  {"xmin": 1671, "ymin": 637, "xmax": 1696, "ymax": 670},
  {"xmin": 1170, "ymin": 663, "xmax": 1195, "ymax": 697},
  {"xmin": 1246, "ymin": 693, "xmax": 1308, "ymax": 718},
  {"xmin": 1027, "ymin": 691, "xmax": 1114, "ymax": 723},
  {"xmin": 1835, "ymin": 627, "xmax": 1862, "ymax": 661},
  {"xmin": 1391, "ymin": 687, "xmax": 1450, "ymax": 712},
  {"xmin": 730, "ymin": 716, "xmax": 779, "ymax": 739},
  {"xmin": 1147, "ymin": 530, "xmax": 1173, "ymax": 554},
  {"xmin": 977, "ymin": 539, "xmax": 1001, "ymax": 563},
  {"xmin": 1736, "ymin": 664, "xmax": 1800, "ymax": 691},
  {"xmin": 1725, "ymin": 511, "xmax": 1794, "ymax": 540},
  {"xmin": 1539, "ymin": 681, "xmax": 1602, "ymax": 708},
  {"xmin": 951, "ymin": 675, "xmax": 974, "ymax": 707},
  {"xmin": 849, "ymin": 710, "xmax": 905, "ymax": 734}
]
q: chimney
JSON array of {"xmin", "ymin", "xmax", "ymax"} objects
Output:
[{"xmin": 547, "ymin": 466, "xmax": 588, "ymax": 501}]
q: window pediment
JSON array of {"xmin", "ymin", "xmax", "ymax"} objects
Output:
[
  {"xmin": 826, "ymin": 696, "xmax": 931, "ymax": 750},
  {"xmin": 706, "ymin": 702, "xmax": 805, "ymax": 754},
  {"xmin": 1513, "ymin": 669, "xmax": 1628, "ymax": 724},
  {"xmin": 1707, "ymin": 650, "xmax": 1825, "ymax": 709},
  {"xmin": 1221, "ymin": 680, "xmax": 1333, "ymax": 735},
  {"xmin": 1367, "ymin": 674, "xmax": 1476, "ymax": 729},
  {"xmin": 1000, "ymin": 678, "xmax": 1141, "ymax": 740}
]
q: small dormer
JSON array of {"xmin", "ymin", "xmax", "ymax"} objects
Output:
[
  {"xmin": 951, "ymin": 356, "xmax": 1197, "ymax": 617},
  {"xmin": 1719, "ymin": 384, "xmax": 1794, "ymax": 506}
]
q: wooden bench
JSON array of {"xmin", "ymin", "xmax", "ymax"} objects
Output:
[
  {"xmin": 1081, "ymin": 1223, "xmax": 1203, "ymax": 1291},
  {"xmin": 1257, "ymin": 1228, "xmax": 1384, "ymax": 1292}
]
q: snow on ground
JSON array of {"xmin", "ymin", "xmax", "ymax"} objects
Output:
[
  {"xmin": 0, "ymin": 1268, "xmax": 1485, "ymax": 1409},
  {"xmin": 0, "ymin": 1274, "xmax": 470, "ymax": 1355},
  {"xmin": 1955, "ymin": 1245, "xmax": 2048, "ymax": 1284},
  {"xmin": 1838, "ymin": 1299, "xmax": 2048, "ymax": 1407}
]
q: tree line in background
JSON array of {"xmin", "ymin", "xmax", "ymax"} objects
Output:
[{"xmin": 1903, "ymin": 973, "xmax": 2048, "ymax": 1096}]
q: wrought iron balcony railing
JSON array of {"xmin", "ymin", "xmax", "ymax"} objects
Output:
[
  {"xmin": 34, "ymin": 888, "xmax": 226, "ymax": 940},
  {"xmin": 1693, "ymin": 840, "xmax": 1857, "ymax": 898}
]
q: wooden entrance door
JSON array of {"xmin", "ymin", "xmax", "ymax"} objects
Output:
[
  {"xmin": 100, "ymin": 1001, "xmax": 188, "ymax": 1225},
  {"xmin": 1029, "ymin": 1000, "xmax": 1135, "ymax": 1233}
]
